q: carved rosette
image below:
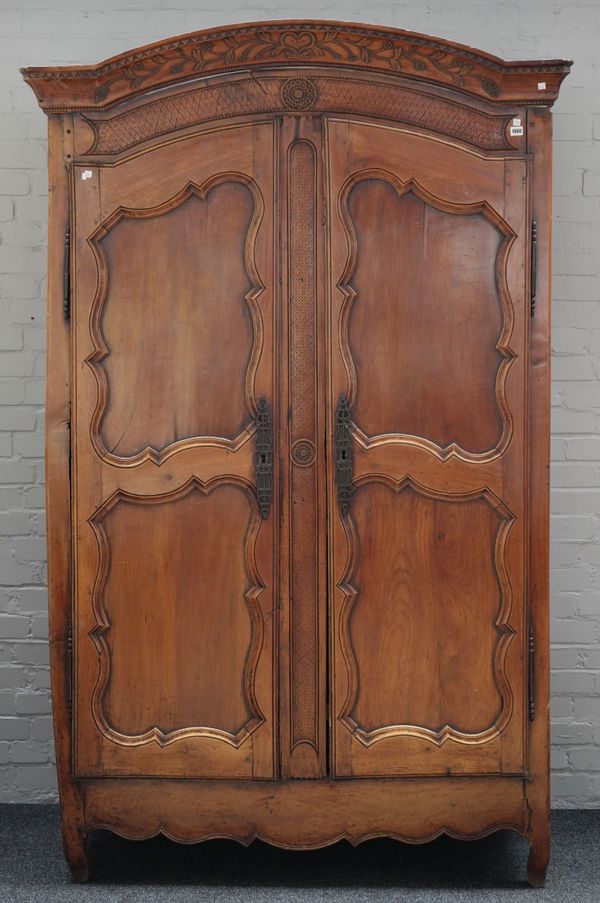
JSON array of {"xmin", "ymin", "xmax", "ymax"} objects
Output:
[
  {"xmin": 280, "ymin": 77, "xmax": 318, "ymax": 110},
  {"xmin": 291, "ymin": 438, "xmax": 316, "ymax": 466}
]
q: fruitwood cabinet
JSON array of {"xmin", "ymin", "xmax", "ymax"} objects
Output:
[{"xmin": 22, "ymin": 21, "xmax": 571, "ymax": 885}]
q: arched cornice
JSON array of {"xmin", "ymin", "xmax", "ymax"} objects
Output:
[{"xmin": 21, "ymin": 20, "xmax": 572, "ymax": 112}]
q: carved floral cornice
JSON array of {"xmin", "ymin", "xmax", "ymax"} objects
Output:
[{"xmin": 21, "ymin": 20, "xmax": 572, "ymax": 112}]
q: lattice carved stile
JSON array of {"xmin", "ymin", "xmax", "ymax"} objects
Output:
[
  {"xmin": 278, "ymin": 115, "xmax": 329, "ymax": 780},
  {"xmin": 288, "ymin": 140, "xmax": 319, "ymax": 760}
]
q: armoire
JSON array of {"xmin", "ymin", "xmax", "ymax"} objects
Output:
[{"xmin": 22, "ymin": 21, "xmax": 571, "ymax": 886}]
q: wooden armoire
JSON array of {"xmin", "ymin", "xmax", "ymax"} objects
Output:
[{"xmin": 22, "ymin": 21, "xmax": 570, "ymax": 886}]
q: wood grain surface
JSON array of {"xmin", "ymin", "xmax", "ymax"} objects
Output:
[{"xmin": 25, "ymin": 21, "xmax": 568, "ymax": 886}]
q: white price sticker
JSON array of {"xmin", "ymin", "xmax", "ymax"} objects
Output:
[{"xmin": 510, "ymin": 118, "xmax": 524, "ymax": 137}]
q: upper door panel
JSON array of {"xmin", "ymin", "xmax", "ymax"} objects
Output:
[
  {"xmin": 90, "ymin": 176, "xmax": 262, "ymax": 464},
  {"xmin": 341, "ymin": 173, "xmax": 514, "ymax": 458},
  {"xmin": 84, "ymin": 131, "xmax": 269, "ymax": 467}
]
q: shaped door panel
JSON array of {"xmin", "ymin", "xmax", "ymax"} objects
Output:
[
  {"xmin": 340, "ymin": 478, "xmax": 515, "ymax": 746},
  {"xmin": 340, "ymin": 173, "xmax": 515, "ymax": 459},
  {"xmin": 89, "ymin": 479, "xmax": 264, "ymax": 748},
  {"xmin": 89, "ymin": 177, "xmax": 263, "ymax": 464}
]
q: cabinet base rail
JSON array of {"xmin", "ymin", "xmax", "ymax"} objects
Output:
[{"xmin": 61, "ymin": 776, "xmax": 548, "ymax": 886}]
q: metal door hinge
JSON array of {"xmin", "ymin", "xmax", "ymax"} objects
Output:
[
  {"xmin": 530, "ymin": 220, "xmax": 537, "ymax": 318},
  {"xmin": 63, "ymin": 223, "xmax": 71, "ymax": 321},
  {"xmin": 528, "ymin": 625, "xmax": 536, "ymax": 721},
  {"xmin": 254, "ymin": 399, "xmax": 273, "ymax": 519},
  {"xmin": 66, "ymin": 623, "xmax": 73, "ymax": 720},
  {"xmin": 67, "ymin": 417, "xmax": 72, "ymax": 482},
  {"xmin": 335, "ymin": 394, "xmax": 354, "ymax": 517}
]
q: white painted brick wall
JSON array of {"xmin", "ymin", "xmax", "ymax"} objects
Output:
[{"xmin": 0, "ymin": 0, "xmax": 598, "ymax": 806}]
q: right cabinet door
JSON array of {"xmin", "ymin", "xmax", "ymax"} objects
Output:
[{"xmin": 326, "ymin": 118, "xmax": 529, "ymax": 777}]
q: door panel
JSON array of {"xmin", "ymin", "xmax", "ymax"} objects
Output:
[
  {"xmin": 73, "ymin": 123, "xmax": 276, "ymax": 778},
  {"xmin": 340, "ymin": 479, "xmax": 514, "ymax": 744},
  {"xmin": 90, "ymin": 479, "xmax": 264, "ymax": 746},
  {"xmin": 327, "ymin": 119, "xmax": 527, "ymax": 777},
  {"xmin": 343, "ymin": 176, "xmax": 511, "ymax": 455},
  {"xmin": 92, "ymin": 179, "xmax": 260, "ymax": 461}
]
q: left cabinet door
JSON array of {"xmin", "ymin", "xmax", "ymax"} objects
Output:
[{"xmin": 71, "ymin": 122, "xmax": 277, "ymax": 779}]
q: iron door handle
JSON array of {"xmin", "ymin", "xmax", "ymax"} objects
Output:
[
  {"xmin": 254, "ymin": 399, "xmax": 273, "ymax": 520},
  {"xmin": 335, "ymin": 394, "xmax": 354, "ymax": 516}
]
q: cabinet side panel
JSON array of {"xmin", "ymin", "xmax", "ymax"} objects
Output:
[
  {"xmin": 525, "ymin": 106, "xmax": 552, "ymax": 875},
  {"xmin": 46, "ymin": 114, "xmax": 88, "ymax": 874}
]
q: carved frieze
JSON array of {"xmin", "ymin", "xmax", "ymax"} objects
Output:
[{"xmin": 82, "ymin": 74, "xmax": 516, "ymax": 156}]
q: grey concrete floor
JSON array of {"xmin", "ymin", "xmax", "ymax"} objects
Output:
[{"xmin": 0, "ymin": 806, "xmax": 598, "ymax": 902}]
